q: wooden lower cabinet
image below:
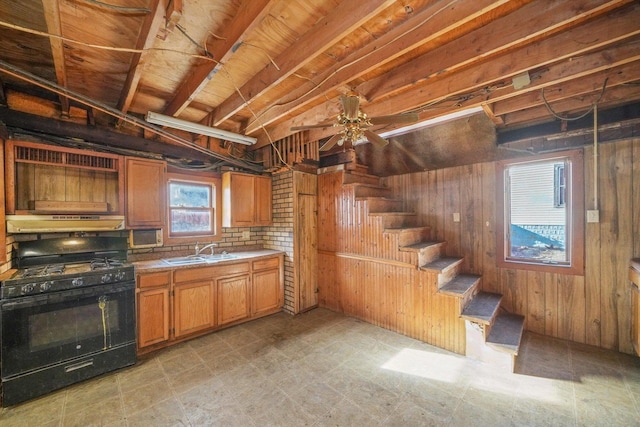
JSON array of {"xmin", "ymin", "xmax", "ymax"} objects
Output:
[
  {"xmin": 217, "ymin": 275, "xmax": 250, "ymax": 325},
  {"xmin": 136, "ymin": 253, "xmax": 284, "ymax": 354},
  {"xmin": 137, "ymin": 287, "xmax": 170, "ymax": 348},
  {"xmin": 252, "ymin": 256, "xmax": 283, "ymax": 316},
  {"xmin": 252, "ymin": 268, "xmax": 281, "ymax": 316},
  {"xmin": 174, "ymin": 280, "xmax": 216, "ymax": 337},
  {"xmin": 136, "ymin": 271, "xmax": 171, "ymax": 349}
]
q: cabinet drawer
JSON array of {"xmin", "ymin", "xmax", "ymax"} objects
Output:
[
  {"xmin": 138, "ymin": 271, "xmax": 171, "ymax": 289},
  {"xmin": 252, "ymin": 257, "xmax": 279, "ymax": 271},
  {"xmin": 212, "ymin": 262, "xmax": 250, "ymax": 277},
  {"xmin": 174, "ymin": 266, "xmax": 216, "ymax": 283}
]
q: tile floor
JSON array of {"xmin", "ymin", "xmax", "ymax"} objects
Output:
[{"xmin": 1, "ymin": 308, "xmax": 639, "ymax": 426}]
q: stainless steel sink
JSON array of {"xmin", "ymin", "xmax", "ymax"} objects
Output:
[
  {"xmin": 162, "ymin": 256, "xmax": 206, "ymax": 265},
  {"xmin": 201, "ymin": 253, "xmax": 239, "ymax": 261},
  {"xmin": 162, "ymin": 253, "xmax": 239, "ymax": 266}
]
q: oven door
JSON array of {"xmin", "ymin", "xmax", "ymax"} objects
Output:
[{"xmin": 0, "ymin": 281, "xmax": 135, "ymax": 379}]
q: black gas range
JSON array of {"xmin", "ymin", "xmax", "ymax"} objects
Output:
[{"xmin": 0, "ymin": 236, "xmax": 137, "ymax": 406}]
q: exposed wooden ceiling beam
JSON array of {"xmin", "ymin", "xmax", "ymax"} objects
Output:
[
  {"xmin": 245, "ymin": 0, "xmax": 517, "ymax": 135},
  {"xmin": 257, "ymin": 4, "xmax": 640, "ymax": 146},
  {"xmin": 41, "ymin": 0, "xmax": 69, "ymax": 116},
  {"xmin": 116, "ymin": 0, "xmax": 164, "ymax": 116},
  {"xmin": 358, "ymin": 0, "xmax": 631, "ymax": 102},
  {"xmin": 503, "ymin": 83, "xmax": 640, "ymax": 125},
  {"xmin": 161, "ymin": 0, "xmax": 275, "ymax": 117},
  {"xmin": 207, "ymin": 0, "xmax": 399, "ymax": 128},
  {"xmin": 493, "ymin": 60, "xmax": 640, "ymax": 117},
  {"xmin": 354, "ymin": 4, "xmax": 640, "ymax": 121}
]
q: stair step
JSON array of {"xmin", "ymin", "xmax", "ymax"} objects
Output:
[
  {"xmin": 344, "ymin": 171, "xmax": 381, "ymax": 186},
  {"xmin": 461, "ymin": 292, "xmax": 502, "ymax": 325},
  {"xmin": 439, "ymin": 274, "xmax": 481, "ymax": 298},
  {"xmin": 486, "ymin": 313, "xmax": 525, "ymax": 355},
  {"xmin": 360, "ymin": 197, "xmax": 405, "ymax": 213},
  {"xmin": 420, "ymin": 256, "xmax": 463, "ymax": 273},
  {"xmin": 370, "ymin": 212, "xmax": 418, "ymax": 228},
  {"xmin": 383, "ymin": 226, "xmax": 430, "ymax": 246},
  {"xmin": 352, "ymin": 184, "xmax": 392, "ymax": 198}
]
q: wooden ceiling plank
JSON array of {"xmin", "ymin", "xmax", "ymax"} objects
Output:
[
  {"xmin": 41, "ymin": 0, "xmax": 69, "ymax": 116},
  {"xmin": 244, "ymin": 0, "xmax": 515, "ymax": 135},
  {"xmin": 208, "ymin": 0, "xmax": 399, "ymax": 127},
  {"xmin": 161, "ymin": 0, "xmax": 275, "ymax": 117},
  {"xmin": 502, "ymin": 84, "xmax": 640, "ymax": 125},
  {"xmin": 358, "ymin": 0, "xmax": 632, "ymax": 102},
  {"xmin": 262, "ymin": 5, "xmax": 640, "ymax": 145},
  {"xmin": 493, "ymin": 60, "xmax": 640, "ymax": 116},
  {"xmin": 355, "ymin": 4, "xmax": 640, "ymax": 122},
  {"xmin": 116, "ymin": 0, "xmax": 164, "ymax": 116},
  {"xmin": 480, "ymin": 40, "xmax": 640, "ymax": 106}
]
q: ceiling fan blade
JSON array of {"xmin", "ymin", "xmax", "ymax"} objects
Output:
[
  {"xmin": 363, "ymin": 130, "xmax": 388, "ymax": 148},
  {"xmin": 291, "ymin": 123, "xmax": 334, "ymax": 131},
  {"xmin": 370, "ymin": 112, "xmax": 419, "ymax": 125},
  {"xmin": 341, "ymin": 94, "xmax": 360, "ymax": 120},
  {"xmin": 319, "ymin": 134, "xmax": 343, "ymax": 151}
]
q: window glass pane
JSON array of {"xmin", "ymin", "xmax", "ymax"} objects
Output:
[
  {"xmin": 507, "ymin": 159, "xmax": 568, "ymax": 264},
  {"xmin": 170, "ymin": 209, "xmax": 212, "ymax": 233},
  {"xmin": 169, "ymin": 182, "xmax": 210, "ymax": 208}
]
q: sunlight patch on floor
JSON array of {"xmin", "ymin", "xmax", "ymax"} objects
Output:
[{"xmin": 381, "ymin": 348, "xmax": 466, "ymax": 383}]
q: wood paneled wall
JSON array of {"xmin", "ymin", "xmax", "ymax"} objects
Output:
[
  {"xmin": 317, "ymin": 170, "xmax": 466, "ymax": 354},
  {"xmin": 385, "ymin": 138, "xmax": 639, "ymax": 354}
]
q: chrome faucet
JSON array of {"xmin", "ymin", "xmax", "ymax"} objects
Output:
[{"xmin": 195, "ymin": 242, "xmax": 218, "ymax": 256}]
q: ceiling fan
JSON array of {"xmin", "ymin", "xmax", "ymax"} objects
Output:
[{"xmin": 291, "ymin": 91, "xmax": 419, "ymax": 151}]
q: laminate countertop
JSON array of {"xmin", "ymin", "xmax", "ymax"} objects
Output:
[{"xmin": 133, "ymin": 249, "xmax": 284, "ymax": 273}]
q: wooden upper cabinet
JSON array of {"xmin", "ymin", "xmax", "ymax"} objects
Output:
[
  {"xmin": 125, "ymin": 157, "xmax": 166, "ymax": 229},
  {"xmin": 222, "ymin": 172, "xmax": 272, "ymax": 227},
  {"xmin": 5, "ymin": 140, "xmax": 124, "ymax": 215}
]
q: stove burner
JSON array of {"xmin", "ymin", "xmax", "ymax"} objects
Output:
[
  {"xmin": 90, "ymin": 258, "xmax": 124, "ymax": 270},
  {"xmin": 19, "ymin": 264, "xmax": 66, "ymax": 278}
]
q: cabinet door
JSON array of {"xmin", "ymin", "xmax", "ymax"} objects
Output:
[
  {"xmin": 228, "ymin": 173, "xmax": 255, "ymax": 226},
  {"xmin": 126, "ymin": 158, "xmax": 165, "ymax": 228},
  {"xmin": 254, "ymin": 176, "xmax": 272, "ymax": 225},
  {"xmin": 218, "ymin": 275, "xmax": 250, "ymax": 325},
  {"xmin": 174, "ymin": 281, "xmax": 215, "ymax": 338},
  {"xmin": 137, "ymin": 287, "xmax": 170, "ymax": 349},
  {"xmin": 252, "ymin": 268, "xmax": 282, "ymax": 316}
]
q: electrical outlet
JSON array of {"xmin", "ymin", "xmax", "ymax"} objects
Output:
[
  {"xmin": 242, "ymin": 230, "xmax": 250, "ymax": 240},
  {"xmin": 587, "ymin": 210, "xmax": 600, "ymax": 223},
  {"xmin": 453, "ymin": 212, "xmax": 461, "ymax": 223}
]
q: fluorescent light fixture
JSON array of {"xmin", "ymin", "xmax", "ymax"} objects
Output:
[
  {"xmin": 379, "ymin": 106, "xmax": 484, "ymax": 138},
  {"xmin": 146, "ymin": 111, "xmax": 257, "ymax": 145}
]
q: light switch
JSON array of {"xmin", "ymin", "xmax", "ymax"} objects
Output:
[
  {"xmin": 242, "ymin": 230, "xmax": 250, "ymax": 240},
  {"xmin": 587, "ymin": 210, "xmax": 600, "ymax": 223},
  {"xmin": 453, "ymin": 212, "xmax": 461, "ymax": 223}
]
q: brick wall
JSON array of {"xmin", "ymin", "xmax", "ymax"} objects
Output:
[{"xmin": 262, "ymin": 170, "xmax": 295, "ymax": 314}]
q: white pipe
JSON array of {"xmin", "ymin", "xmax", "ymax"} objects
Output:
[{"xmin": 593, "ymin": 103, "xmax": 598, "ymax": 210}]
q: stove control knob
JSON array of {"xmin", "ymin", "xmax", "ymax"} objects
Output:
[
  {"xmin": 72, "ymin": 277, "xmax": 84, "ymax": 287},
  {"xmin": 115, "ymin": 271, "xmax": 126, "ymax": 281},
  {"xmin": 101, "ymin": 273, "xmax": 113, "ymax": 283},
  {"xmin": 40, "ymin": 282, "xmax": 52, "ymax": 292},
  {"xmin": 21, "ymin": 283, "xmax": 35, "ymax": 295}
]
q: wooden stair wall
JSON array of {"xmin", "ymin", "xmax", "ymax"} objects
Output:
[{"xmin": 317, "ymin": 165, "xmax": 525, "ymax": 367}]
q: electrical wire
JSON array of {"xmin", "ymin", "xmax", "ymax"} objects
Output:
[
  {"xmin": 541, "ymin": 78, "xmax": 608, "ymax": 121},
  {"xmin": 0, "ymin": 19, "xmax": 216, "ymax": 61}
]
